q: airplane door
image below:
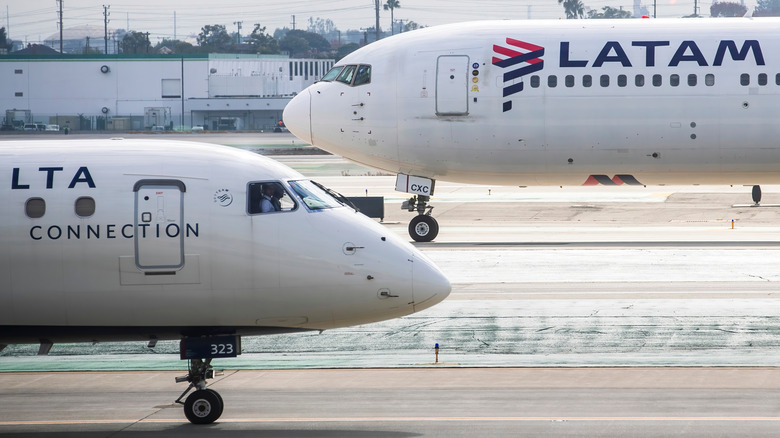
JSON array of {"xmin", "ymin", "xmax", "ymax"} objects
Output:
[
  {"xmin": 436, "ymin": 55, "xmax": 469, "ymax": 116},
  {"xmin": 134, "ymin": 180, "xmax": 186, "ymax": 270}
]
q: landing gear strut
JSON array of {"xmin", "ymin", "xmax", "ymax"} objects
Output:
[
  {"xmin": 175, "ymin": 358, "xmax": 224, "ymax": 424},
  {"xmin": 403, "ymin": 195, "xmax": 439, "ymax": 242},
  {"xmin": 175, "ymin": 335, "xmax": 240, "ymax": 424}
]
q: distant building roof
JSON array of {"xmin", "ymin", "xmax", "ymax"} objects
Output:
[
  {"xmin": 46, "ymin": 24, "xmax": 115, "ymax": 42},
  {"xmin": 14, "ymin": 44, "xmax": 60, "ymax": 55}
]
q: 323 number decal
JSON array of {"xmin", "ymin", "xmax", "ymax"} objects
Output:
[{"xmin": 210, "ymin": 343, "xmax": 234, "ymax": 355}]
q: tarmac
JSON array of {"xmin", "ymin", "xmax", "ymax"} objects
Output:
[
  {"xmin": 3, "ymin": 368, "xmax": 780, "ymax": 437},
  {"xmin": 3, "ymin": 133, "xmax": 780, "ymax": 436}
]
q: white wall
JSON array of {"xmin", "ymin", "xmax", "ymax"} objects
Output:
[
  {"xmin": 1, "ymin": 57, "xmax": 207, "ymax": 120},
  {"xmin": 0, "ymin": 55, "xmax": 331, "ymax": 129}
]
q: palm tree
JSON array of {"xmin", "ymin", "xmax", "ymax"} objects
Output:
[
  {"xmin": 558, "ymin": 0, "xmax": 585, "ymax": 18},
  {"xmin": 384, "ymin": 0, "xmax": 401, "ymax": 35}
]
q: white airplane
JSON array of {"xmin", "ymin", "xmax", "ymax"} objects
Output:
[
  {"xmin": 283, "ymin": 17, "xmax": 780, "ymax": 242},
  {"xmin": 0, "ymin": 138, "xmax": 450, "ymax": 424}
]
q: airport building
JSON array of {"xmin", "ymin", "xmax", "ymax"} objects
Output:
[{"xmin": 0, "ymin": 54, "xmax": 334, "ymax": 131}]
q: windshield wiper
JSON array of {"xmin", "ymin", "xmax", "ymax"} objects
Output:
[{"xmin": 311, "ymin": 180, "xmax": 359, "ymax": 211}]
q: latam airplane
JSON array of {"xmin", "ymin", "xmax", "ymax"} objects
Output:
[
  {"xmin": 0, "ymin": 139, "xmax": 450, "ymax": 424},
  {"xmin": 283, "ymin": 18, "xmax": 780, "ymax": 242}
]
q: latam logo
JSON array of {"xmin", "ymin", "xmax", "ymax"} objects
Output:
[
  {"xmin": 492, "ymin": 38, "xmax": 545, "ymax": 112},
  {"xmin": 560, "ymin": 40, "xmax": 765, "ymax": 68}
]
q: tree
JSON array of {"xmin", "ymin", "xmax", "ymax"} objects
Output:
[
  {"xmin": 384, "ymin": 0, "xmax": 401, "ymax": 35},
  {"xmin": 120, "ymin": 31, "xmax": 151, "ymax": 54},
  {"xmin": 0, "ymin": 27, "xmax": 11, "ymax": 53},
  {"xmin": 754, "ymin": 0, "xmax": 780, "ymax": 16},
  {"xmin": 307, "ymin": 17, "xmax": 337, "ymax": 35},
  {"xmin": 197, "ymin": 24, "xmax": 232, "ymax": 52},
  {"xmin": 273, "ymin": 27, "xmax": 290, "ymax": 40},
  {"xmin": 247, "ymin": 24, "xmax": 279, "ymax": 54},
  {"xmin": 336, "ymin": 43, "xmax": 360, "ymax": 61},
  {"xmin": 279, "ymin": 34, "xmax": 309, "ymax": 57},
  {"xmin": 710, "ymin": 2, "xmax": 748, "ymax": 16},
  {"xmin": 280, "ymin": 29, "xmax": 331, "ymax": 57},
  {"xmin": 155, "ymin": 39, "xmax": 197, "ymax": 54},
  {"xmin": 587, "ymin": 6, "xmax": 632, "ymax": 18},
  {"xmin": 404, "ymin": 21, "xmax": 424, "ymax": 32},
  {"xmin": 558, "ymin": 0, "xmax": 585, "ymax": 18}
]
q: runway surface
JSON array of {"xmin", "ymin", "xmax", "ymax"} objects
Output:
[
  {"xmin": 4, "ymin": 134, "xmax": 780, "ymax": 436},
  {"xmin": 6, "ymin": 169, "xmax": 780, "ymax": 369},
  {"xmin": 3, "ymin": 368, "xmax": 780, "ymax": 437}
]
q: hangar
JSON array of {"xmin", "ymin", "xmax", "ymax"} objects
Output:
[{"xmin": 0, "ymin": 53, "xmax": 333, "ymax": 131}]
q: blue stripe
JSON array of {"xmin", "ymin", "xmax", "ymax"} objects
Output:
[
  {"xmin": 503, "ymin": 82, "xmax": 524, "ymax": 98},
  {"xmin": 503, "ymin": 61, "xmax": 544, "ymax": 82}
]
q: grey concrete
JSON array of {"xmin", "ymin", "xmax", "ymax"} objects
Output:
[{"xmin": 2, "ymin": 368, "xmax": 780, "ymax": 437}]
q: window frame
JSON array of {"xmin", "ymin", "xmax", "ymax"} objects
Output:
[
  {"xmin": 247, "ymin": 181, "xmax": 298, "ymax": 215},
  {"xmin": 352, "ymin": 64, "xmax": 371, "ymax": 86},
  {"xmin": 335, "ymin": 65, "xmax": 357, "ymax": 84},
  {"xmin": 75, "ymin": 196, "xmax": 96, "ymax": 217},
  {"xmin": 583, "ymin": 75, "xmax": 593, "ymax": 88},
  {"xmin": 321, "ymin": 66, "xmax": 343, "ymax": 82},
  {"xmin": 26, "ymin": 197, "xmax": 46, "ymax": 219}
]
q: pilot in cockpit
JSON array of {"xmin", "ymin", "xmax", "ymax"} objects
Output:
[
  {"xmin": 260, "ymin": 184, "xmax": 277, "ymax": 213},
  {"xmin": 272, "ymin": 186, "xmax": 284, "ymax": 211}
]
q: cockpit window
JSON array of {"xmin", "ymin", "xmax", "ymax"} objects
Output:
[
  {"xmin": 336, "ymin": 65, "xmax": 357, "ymax": 84},
  {"xmin": 321, "ymin": 66, "xmax": 343, "ymax": 82},
  {"xmin": 288, "ymin": 180, "xmax": 343, "ymax": 210},
  {"xmin": 323, "ymin": 64, "xmax": 372, "ymax": 87},
  {"xmin": 247, "ymin": 181, "xmax": 296, "ymax": 214},
  {"xmin": 353, "ymin": 65, "xmax": 371, "ymax": 86}
]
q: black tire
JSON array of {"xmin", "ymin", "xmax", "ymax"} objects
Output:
[
  {"xmin": 409, "ymin": 215, "xmax": 439, "ymax": 242},
  {"xmin": 206, "ymin": 389, "xmax": 224, "ymax": 419},
  {"xmin": 752, "ymin": 185, "xmax": 762, "ymax": 204},
  {"xmin": 183, "ymin": 389, "xmax": 223, "ymax": 424}
]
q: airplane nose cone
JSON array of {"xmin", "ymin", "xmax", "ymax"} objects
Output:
[
  {"xmin": 413, "ymin": 253, "xmax": 451, "ymax": 312},
  {"xmin": 283, "ymin": 90, "xmax": 312, "ymax": 144}
]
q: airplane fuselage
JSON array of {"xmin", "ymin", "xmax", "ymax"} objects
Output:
[
  {"xmin": 285, "ymin": 18, "xmax": 780, "ymax": 187},
  {"xmin": 0, "ymin": 140, "xmax": 450, "ymax": 343}
]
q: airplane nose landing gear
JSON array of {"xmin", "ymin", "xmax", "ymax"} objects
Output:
[
  {"xmin": 175, "ymin": 335, "xmax": 240, "ymax": 424},
  {"xmin": 403, "ymin": 195, "xmax": 439, "ymax": 242},
  {"xmin": 175, "ymin": 358, "xmax": 224, "ymax": 424}
]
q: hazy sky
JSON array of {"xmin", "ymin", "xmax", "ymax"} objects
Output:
[{"xmin": 3, "ymin": 0, "xmax": 732, "ymax": 43}]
